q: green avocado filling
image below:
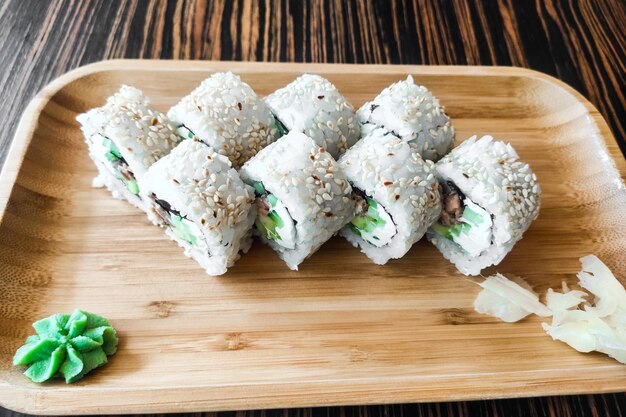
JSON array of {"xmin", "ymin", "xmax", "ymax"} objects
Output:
[
  {"xmin": 431, "ymin": 220, "xmax": 471, "ymax": 240},
  {"xmin": 94, "ymin": 135, "xmax": 140, "ymax": 195},
  {"xmin": 349, "ymin": 194, "xmax": 396, "ymax": 247},
  {"xmin": 176, "ymin": 124, "xmax": 196, "ymax": 140},
  {"xmin": 351, "ymin": 198, "xmax": 386, "ymax": 232},
  {"xmin": 103, "ymin": 137, "xmax": 123, "ymax": 162},
  {"xmin": 255, "ymin": 194, "xmax": 285, "ymax": 241},
  {"xmin": 431, "ymin": 197, "xmax": 493, "ymax": 257},
  {"xmin": 126, "ymin": 179, "xmax": 139, "ymax": 195},
  {"xmin": 253, "ymin": 181, "xmax": 267, "ymax": 196},
  {"xmin": 252, "ymin": 181, "xmax": 296, "ymax": 249},
  {"xmin": 274, "ymin": 119, "xmax": 288, "ymax": 137},
  {"xmin": 151, "ymin": 195, "xmax": 206, "ymax": 250},
  {"xmin": 170, "ymin": 214, "xmax": 198, "ymax": 246}
]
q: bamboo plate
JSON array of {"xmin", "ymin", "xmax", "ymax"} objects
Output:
[{"xmin": 0, "ymin": 61, "xmax": 624, "ymax": 415}]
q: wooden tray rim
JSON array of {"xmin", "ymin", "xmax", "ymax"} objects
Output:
[{"xmin": 0, "ymin": 60, "xmax": 624, "ymax": 415}]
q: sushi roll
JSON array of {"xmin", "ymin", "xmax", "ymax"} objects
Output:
[
  {"xmin": 264, "ymin": 74, "xmax": 359, "ymax": 159},
  {"xmin": 427, "ymin": 135, "xmax": 541, "ymax": 276},
  {"xmin": 138, "ymin": 140, "xmax": 256, "ymax": 276},
  {"xmin": 357, "ymin": 75, "xmax": 454, "ymax": 161},
  {"xmin": 77, "ymin": 85, "xmax": 181, "ymax": 211},
  {"xmin": 239, "ymin": 131, "xmax": 354, "ymax": 270},
  {"xmin": 339, "ymin": 128, "xmax": 441, "ymax": 265},
  {"xmin": 167, "ymin": 72, "xmax": 278, "ymax": 169}
]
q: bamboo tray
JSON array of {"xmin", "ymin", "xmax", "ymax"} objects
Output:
[{"xmin": 0, "ymin": 61, "xmax": 624, "ymax": 415}]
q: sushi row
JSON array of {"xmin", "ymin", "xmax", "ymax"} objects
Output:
[{"xmin": 77, "ymin": 72, "xmax": 540, "ymax": 276}]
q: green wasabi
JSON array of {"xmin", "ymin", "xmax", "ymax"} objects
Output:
[{"xmin": 13, "ymin": 310, "xmax": 118, "ymax": 384}]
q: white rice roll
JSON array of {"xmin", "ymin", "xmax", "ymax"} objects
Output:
[
  {"xmin": 427, "ymin": 135, "xmax": 541, "ymax": 276},
  {"xmin": 167, "ymin": 72, "xmax": 278, "ymax": 169},
  {"xmin": 77, "ymin": 85, "xmax": 181, "ymax": 211},
  {"xmin": 264, "ymin": 74, "xmax": 359, "ymax": 158},
  {"xmin": 138, "ymin": 140, "xmax": 256, "ymax": 276},
  {"xmin": 357, "ymin": 75, "xmax": 454, "ymax": 161},
  {"xmin": 239, "ymin": 131, "xmax": 354, "ymax": 270},
  {"xmin": 338, "ymin": 128, "xmax": 441, "ymax": 264}
]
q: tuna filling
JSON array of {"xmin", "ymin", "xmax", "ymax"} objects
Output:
[
  {"xmin": 252, "ymin": 181, "xmax": 296, "ymax": 249},
  {"xmin": 349, "ymin": 189, "xmax": 396, "ymax": 247},
  {"xmin": 89, "ymin": 134, "xmax": 140, "ymax": 195},
  {"xmin": 431, "ymin": 181, "xmax": 492, "ymax": 256},
  {"xmin": 149, "ymin": 193, "xmax": 208, "ymax": 252}
]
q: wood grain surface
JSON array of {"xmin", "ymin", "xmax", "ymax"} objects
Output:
[{"xmin": 0, "ymin": 1, "xmax": 624, "ymax": 417}]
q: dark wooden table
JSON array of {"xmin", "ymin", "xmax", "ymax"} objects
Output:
[{"xmin": 0, "ymin": 1, "xmax": 624, "ymax": 416}]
